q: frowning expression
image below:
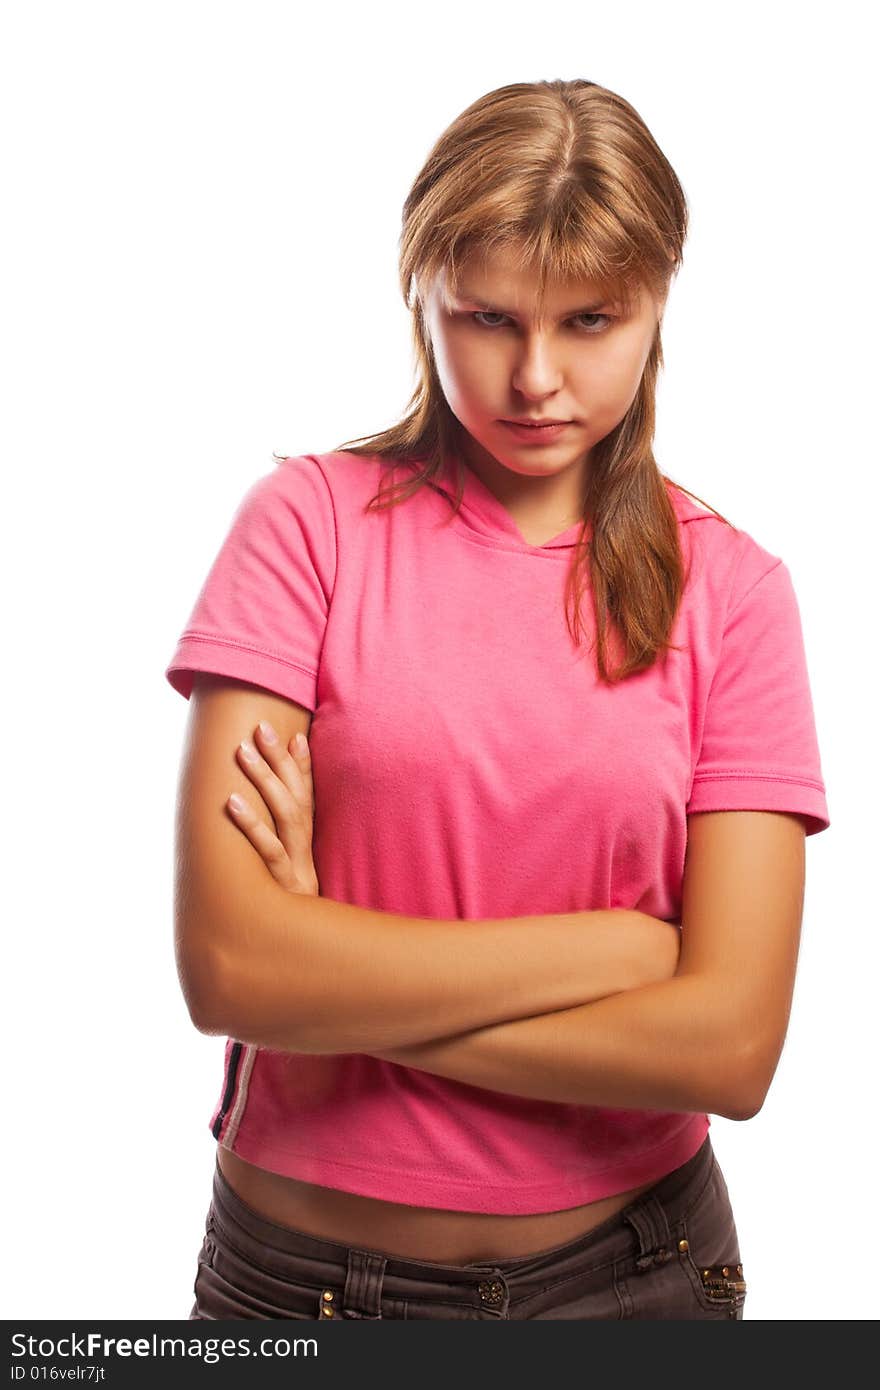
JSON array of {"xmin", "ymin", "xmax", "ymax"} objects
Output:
[{"xmin": 420, "ymin": 246, "xmax": 666, "ymax": 487}]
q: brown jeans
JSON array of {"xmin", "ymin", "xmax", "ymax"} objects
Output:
[{"xmin": 189, "ymin": 1134, "xmax": 746, "ymax": 1320}]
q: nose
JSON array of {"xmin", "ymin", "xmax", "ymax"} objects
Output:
[{"xmin": 510, "ymin": 335, "xmax": 565, "ymax": 398}]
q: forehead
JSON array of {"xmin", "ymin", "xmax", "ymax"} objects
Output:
[{"xmin": 434, "ymin": 251, "xmax": 642, "ymax": 316}]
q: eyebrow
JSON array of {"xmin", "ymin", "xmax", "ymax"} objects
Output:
[{"xmin": 452, "ymin": 287, "xmax": 615, "ymax": 315}]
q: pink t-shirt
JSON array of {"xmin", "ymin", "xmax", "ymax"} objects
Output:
[{"xmin": 165, "ymin": 449, "xmax": 830, "ymax": 1213}]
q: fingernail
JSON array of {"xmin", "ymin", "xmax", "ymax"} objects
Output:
[
  {"xmin": 258, "ymin": 721, "xmax": 277, "ymax": 743},
  {"xmin": 295, "ymin": 732, "xmax": 308, "ymax": 755}
]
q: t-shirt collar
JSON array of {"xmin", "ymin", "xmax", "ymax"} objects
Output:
[
  {"xmin": 434, "ymin": 449, "xmax": 590, "ymax": 551},
  {"xmin": 397, "ymin": 450, "xmax": 709, "ymax": 550}
]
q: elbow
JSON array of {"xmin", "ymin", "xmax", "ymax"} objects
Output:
[
  {"xmin": 719, "ymin": 1039, "xmax": 771, "ymax": 1122},
  {"xmin": 174, "ymin": 911, "xmax": 324, "ymax": 1053},
  {"xmin": 175, "ymin": 922, "xmax": 233, "ymax": 1037},
  {"xmin": 187, "ymin": 985, "xmax": 230, "ymax": 1037},
  {"xmin": 182, "ymin": 972, "xmax": 230, "ymax": 1037},
  {"xmin": 723, "ymin": 1092, "xmax": 765, "ymax": 1123}
]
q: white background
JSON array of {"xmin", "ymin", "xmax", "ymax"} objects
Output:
[{"xmin": 3, "ymin": 0, "xmax": 875, "ymax": 1321}]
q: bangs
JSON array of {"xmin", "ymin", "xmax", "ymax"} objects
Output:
[{"xmin": 438, "ymin": 222, "xmax": 649, "ymax": 320}]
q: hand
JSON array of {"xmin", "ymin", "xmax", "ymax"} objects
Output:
[{"xmin": 226, "ymin": 721, "xmax": 320, "ymax": 896}]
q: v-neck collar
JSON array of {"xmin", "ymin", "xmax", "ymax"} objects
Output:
[
  {"xmin": 393, "ymin": 451, "xmax": 712, "ymax": 552},
  {"xmin": 432, "ymin": 450, "xmax": 589, "ymax": 552}
]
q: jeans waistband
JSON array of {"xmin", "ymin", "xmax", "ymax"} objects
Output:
[{"xmin": 207, "ymin": 1134, "xmax": 715, "ymax": 1300}]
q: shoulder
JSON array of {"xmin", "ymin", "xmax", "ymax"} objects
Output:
[
  {"xmin": 276, "ymin": 450, "xmax": 388, "ymax": 502},
  {"xmin": 665, "ymin": 479, "xmax": 785, "ymax": 617},
  {"xmin": 226, "ymin": 450, "xmax": 385, "ymax": 538}
]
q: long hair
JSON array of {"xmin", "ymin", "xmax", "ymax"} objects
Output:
[{"xmin": 290, "ymin": 79, "xmax": 735, "ymax": 683}]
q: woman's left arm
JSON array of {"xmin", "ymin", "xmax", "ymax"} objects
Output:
[{"xmin": 372, "ymin": 811, "xmax": 806, "ymax": 1123}]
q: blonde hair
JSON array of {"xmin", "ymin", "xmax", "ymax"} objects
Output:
[{"xmin": 291, "ymin": 78, "xmax": 735, "ymax": 682}]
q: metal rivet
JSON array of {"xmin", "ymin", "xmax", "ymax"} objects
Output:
[
  {"xmin": 737, "ymin": 1265, "xmax": 743, "ymax": 1276},
  {"xmin": 722, "ymin": 1266, "xmax": 730, "ymax": 1277},
  {"xmin": 322, "ymin": 1291, "xmax": 334, "ymax": 1302},
  {"xmin": 321, "ymin": 1306, "xmax": 334, "ymax": 1317},
  {"xmin": 678, "ymin": 1238, "xmax": 689, "ymax": 1253},
  {"xmin": 703, "ymin": 1269, "xmax": 710, "ymax": 1277}
]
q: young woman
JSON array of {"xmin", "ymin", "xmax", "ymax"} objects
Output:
[{"xmin": 166, "ymin": 78, "xmax": 830, "ymax": 1321}]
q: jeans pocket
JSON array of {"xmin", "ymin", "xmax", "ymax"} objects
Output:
[
  {"xmin": 202, "ymin": 1210, "xmax": 219, "ymax": 1266},
  {"xmin": 675, "ymin": 1158, "xmax": 746, "ymax": 1318},
  {"xmin": 210, "ymin": 1226, "xmax": 340, "ymax": 1320},
  {"xmin": 193, "ymin": 1257, "xmax": 323, "ymax": 1320},
  {"xmin": 189, "ymin": 1209, "xmax": 220, "ymax": 1317}
]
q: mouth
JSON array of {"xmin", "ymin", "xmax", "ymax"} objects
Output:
[
  {"xmin": 503, "ymin": 417, "xmax": 571, "ymax": 426},
  {"xmin": 500, "ymin": 419, "xmax": 572, "ymax": 441}
]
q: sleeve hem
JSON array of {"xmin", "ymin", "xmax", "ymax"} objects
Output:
[
  {"xmin": 164, "ymin": 633, "xmax": 317, "ymax": 711},
  {"xmin": 686, "ymin": 773, "xmax": 830, "ymax": 836}
]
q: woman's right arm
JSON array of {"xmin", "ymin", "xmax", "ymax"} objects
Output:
[{"xmin": 175, "ymin": 675, "xmax": 679, "ymax": 1055}]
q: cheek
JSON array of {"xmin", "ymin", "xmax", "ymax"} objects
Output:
[
  {"xmin": 583, "ymin": 337, "xmax": 651, "ymax": 407},
  {"xmin": 435, "ymin": 339, "xmax": 495, "ymax": 409}
]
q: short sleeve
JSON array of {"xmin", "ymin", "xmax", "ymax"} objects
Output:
[
  {"xmin": 164, "ymin": 456, "xmax": 336, "ymax": 711},
  {"xmin": 686, "ymin": 557, "xmax": 830, "ymax": 836}
]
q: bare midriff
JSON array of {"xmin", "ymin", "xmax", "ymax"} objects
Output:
[{"xmin": 217, "ymin": 1146, "xmax": 659, "ymax": 1265}]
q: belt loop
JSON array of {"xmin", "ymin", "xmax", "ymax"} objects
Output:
[
  {"xmin": 623, "ymin": 1195, "xmax": 674, "ymax": 1271},
  {"xmin": 342, "ymin": 1249, "xmax": 387, "ymax": 1319}
]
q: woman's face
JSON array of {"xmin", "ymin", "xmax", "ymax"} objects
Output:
[{"xmin": 420, "ymin": 246, "xmax": 666, "ymax": 491}]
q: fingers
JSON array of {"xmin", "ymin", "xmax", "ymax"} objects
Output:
[
  {"xmin": 226, "ymin": 793, "xmax": 290, "ymax": 871},
  {"xmin": 254, "ymin": 722, "xmax": 312, "ymax": 800},
  {"xmin": 234, "ymin": 723, "xmax": 310, "ymax": 827},
  {"xmin": 291, "ymin": 731, "xmax": 314, "ymax": 810},
  {"xmin": 255, "ymin": 720, "xmax": 311, "ymax": 807},
  {"xmin": 227, "ymin": 722, "xmax": 319, "ymax": 896},
  {"xmin": 227, "ymin": 722, "xmax": 314, "ymax": 850}
]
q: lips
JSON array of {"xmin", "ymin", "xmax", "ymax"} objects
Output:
[{"xmin": 501, "ymin": 419, "xmax": 572, "ymax": 442}]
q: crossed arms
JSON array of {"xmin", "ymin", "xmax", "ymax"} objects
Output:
[{"xmin": 174, "ymin": 677, "xmax": 807, "ymax": 1123}]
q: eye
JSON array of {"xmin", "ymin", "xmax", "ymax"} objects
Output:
[{"xmin": 469, "ymin": 311, "xmax": 612, "ymax": 333}]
